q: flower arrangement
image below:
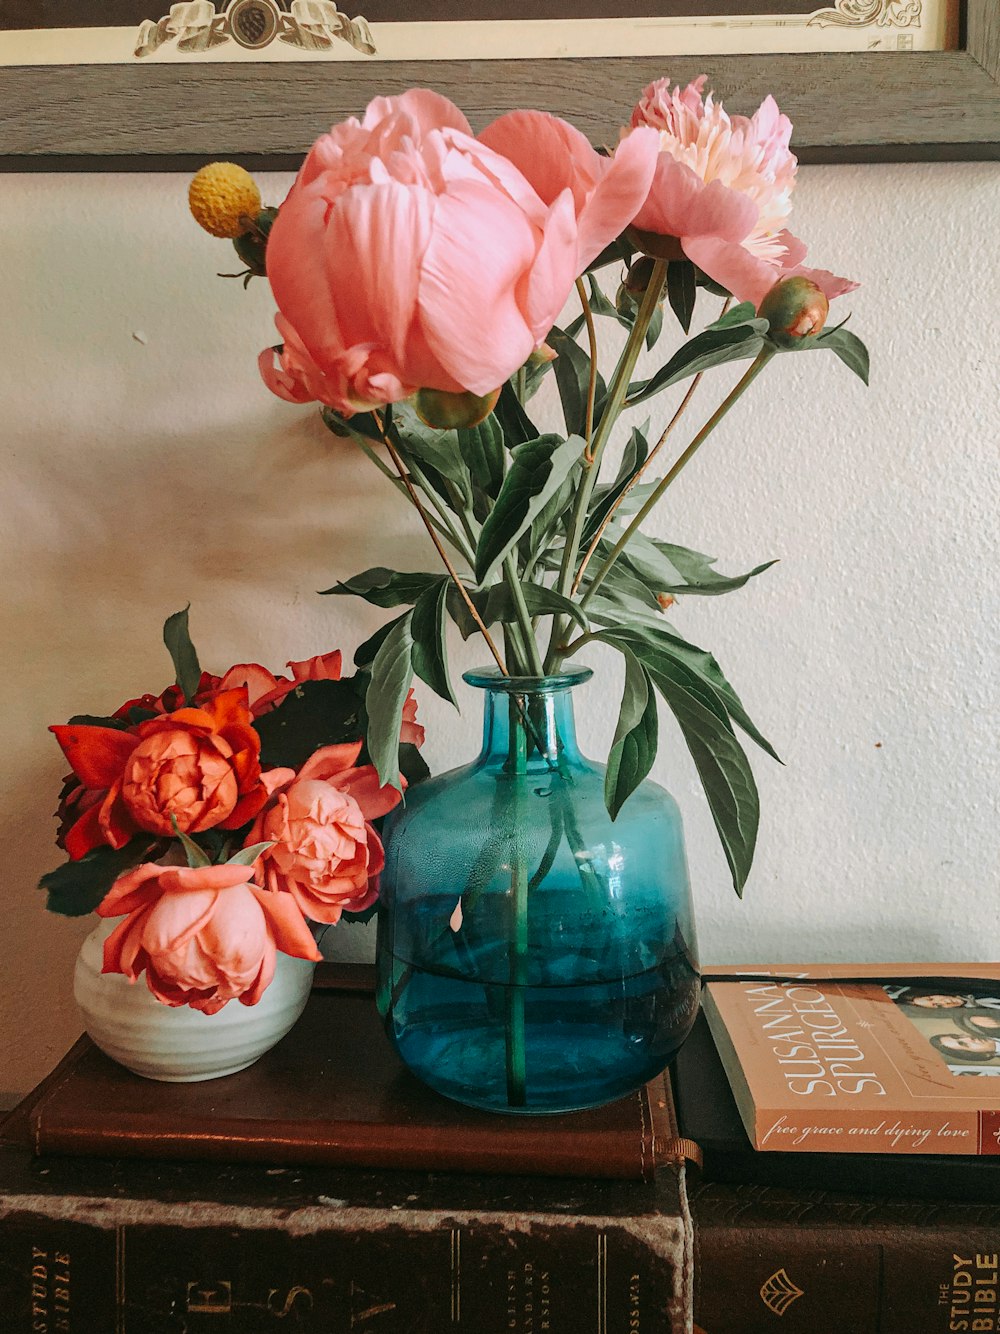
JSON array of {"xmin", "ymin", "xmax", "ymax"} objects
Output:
[
  {"xmin": 42, "ymin": 608, "xmax": 426, "ymax": 1013},
  {"xmin": 191, "ymin": 78, "xmax": 868, "ymax": 899}
]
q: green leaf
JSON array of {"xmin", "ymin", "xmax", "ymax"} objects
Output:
[
  {"xmin": 657, "ymin": 680, "xmax": 760, "ymax": 897},
  {"xmin": 227, "ymin": 840, "xmax": 274, "ymax": 866},
  {"xmin": 366, "ymin": 613, "xmax": 415, "ymax": 790},
  {"xmin": 255, "ymin": 678, "xmax": 368, "ymax": 769},
  {"xmin": 353, "ymin": 613, "xmax": 408, "ymax": 668},
  {"xmin": 525, "ymin": 458, "xmax": 584, "ymax": 565},
  {"xmin": 474, "ymin": 434, "xmax": 584, "ymax": 585},
  {"xmin": 708, "ymin": 301, "xmax": 761, "ymax": 331},
  {"xmin": 171, "ymin": 816, "xmax": 212, "ymax": 869},
  {"xmin": 410, "ymin": 580, "xmax": 457, "ymax": 707},
  {"xmin": 605, "ymin": 648, "xmax": 658, "ymax": 820},
  {"xmin": 494, "ymin": 382, "xmax": 539, "ymax": 447},
  {"xmin": 586, "ymin": 236, "xmax": 634, "ymax": 273},
  {"xmin": 321, "ymin": 567, "xmax": 440, "ymax": 608},
  {"xmin": 595, "ymin": 626, "xmax": 761, "ymax": 893},
  {"xmin": 606, "ymin": 623, "xmax": 780, "ymax": 763},
  {"xmin": 162, "ymin": 606, "xmax": 201, "ymax": 705},
  {"xmin": 583, "ymin": 422, "xmax": 650, "ymax": 547},
  {"xmin": 40, "ymin": 841, "xmax": 157, "ymax": 918},
  {"xmin": 626, "ymin": 324, "xmax": 765, "ymax": 409},
  {"xmin": 485, "ymin": 581, "xmax": 590, "ymax": 635},
  {"xmin": 444, "ymin": 585, "xmax": 493, "ymax": 640},
  {"xmin": 586, "ymin": 273, "xmax": 622, "ymax": 321},
  {"xmin": 589, "ymin": 555, "xmax": 662, "ymax": 613},
  {"xmin": 548, "ymin": 326, "xmax": 606, "ymax": 439},
  {"xmin": 459, "ymin": 414, "xmax": 505, "ymax": 515},
  {"xmin": 645, "ymin": 303, "xmax": 664, "ymax": 351},
  {"xmin": 666, "ymin": 261, "xmax": 697, "ymax": 334},
  {"xmin": 321, "ymin": 407, "xmax": 383, "ymax": 443},
  {"xmin": 817, "ymin": 327, "xmax": 870, "ymax": 385},
  {"xmin": 655, "ymin": 543, "xmax": 778, "ymax": 597},
  {"xmin": 393, "ymin": 413, "xmax": 470, "ymax": 499}
]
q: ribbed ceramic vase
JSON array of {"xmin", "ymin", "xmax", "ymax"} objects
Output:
[
  {"xmin": 375, "ymin": 667, "xmax": 700, "ymax": 1114},
  {"xmin": 74, "ymin": 917, "xmax": 316, "ymax": 1082}
]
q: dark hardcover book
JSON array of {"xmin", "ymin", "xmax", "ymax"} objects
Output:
[
  {"xmin": 1, "ymin": 963, "xmax": 689, "ymax": 1182},
  {"xmin": 0, "ymin": 1143, "xmax": 692, "ymax": 1332},
  {"xmin": 674, "ymin": 1009, "xmax": 1000, "ymax": 1201},
  {"xmin": 690, "ymin": 1178, "xmax": 1000, "ymax": 1334}
]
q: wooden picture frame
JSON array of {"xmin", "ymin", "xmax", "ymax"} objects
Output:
[{"xmin": 1, "ymin": 0, "xmax": 996, "ymax": 168}]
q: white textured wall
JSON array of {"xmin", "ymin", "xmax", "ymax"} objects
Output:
[{"xmin": 1, "ymin": 162, "xmax": 998, "ymax": 1103}]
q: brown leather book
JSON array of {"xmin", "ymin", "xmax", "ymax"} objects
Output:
[{"xmin": 1, "ymin": 963, "xmax": 695, "ymax": 1181}]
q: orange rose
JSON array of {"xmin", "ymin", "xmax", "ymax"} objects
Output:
[
  {"xmin": 51, "ymin": 688, "xmax": 267, "ymax": 859},
  {"xmin": 98, "ymin": 861, "xmax": 321, "ymax": 1013}
]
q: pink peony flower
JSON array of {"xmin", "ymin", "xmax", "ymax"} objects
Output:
[
  {"xmin": 260, "ymin": 88, "xmax": 648, "ymax": 415},
  {"xmin": 246, "ymin": 742, "xmax": 403, "ymax": 923},
  {"xmin": 477, "ymin": 111, "xmax": 658, "ymax": 273},
  {"xmin": 98, "ymin": 861, "xmax": 321, "ymax": 1014},
  {"xmin": 626, "ymin": 77, "xmax": 857, "ymax": 308}
]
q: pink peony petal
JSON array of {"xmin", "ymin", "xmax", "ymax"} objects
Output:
[
  {"xmin": 418, "ymin": 181, "xmax": 538, "ymax": 394},
  {"xmin": 250, "ymin": 885, "xmax": 323, "ymax": 960}
]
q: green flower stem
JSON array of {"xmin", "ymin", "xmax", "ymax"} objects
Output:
[
  {"xmin": 350, "ymin": 435, "xmax": 461, "ymax": 552},
  {"xmin": 386, "ymin": 427, "xmax": 477, "ymax": 568},
  {"xmin": 505, "ymin": 694, "xmax": 530, "ymax": 1107},
  {"xmin": 503, "ymin": 555, "xmax": 545, "ymax": 677},
  {"xmin": 575, "ymin": 276, "xmax": 599, "ymax": 447},
  {"xmin": 544, "ymin": 259, "xmax": 669, "ymax": 671},
  {"xmin": 577, "ymin": 344, "xmax": 777, "ymax": 621}
]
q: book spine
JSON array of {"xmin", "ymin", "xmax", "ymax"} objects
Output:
[
  {"xmin": 695, "ymin": 1208, "xmax": 1000, "ymax": 1333},
  {"xmin": 0, "ymin": 1198, "xmax": 688, "ymax": 1334},
  {"xmin": 752, "ymin": 1105, "xmax": 984, "ymax": 1155}
]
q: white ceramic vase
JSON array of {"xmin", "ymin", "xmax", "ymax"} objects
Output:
[{"xmin": 73, "ymin": 917, "xmax": 316, "ymax": 1082}]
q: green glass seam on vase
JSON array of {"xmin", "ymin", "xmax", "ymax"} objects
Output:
[{"xmin": 375, "ymin": 668, "xmax": 700, "ymax": 1114}]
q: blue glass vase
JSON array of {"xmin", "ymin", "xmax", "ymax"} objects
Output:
[{"xmin": 375, "ymin": 667, "xmax": 699, "ymax": 1114}]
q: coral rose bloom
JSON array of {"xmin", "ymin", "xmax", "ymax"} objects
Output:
[
  {"xmin": 260, "ymin": 88, "xmax": 656, "ymax": 415},
  {"xmin": 51, "ymin": 688, "xmax": 267, "ymax": 859},
  {"xmin": 99, "ymin": 862, "xmax": 321, "ymax": 1014},
  {"xmin": 247, "ymin": 742, "xmax": 403, "ymax": 923},
  {"xmin": 627, "ymin": 77, "xmax": 857, "ymax": 308}
]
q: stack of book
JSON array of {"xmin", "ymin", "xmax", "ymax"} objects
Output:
[
  {"xmin": 4, "ymin": 962, "xmax": 1000, "ymax": 1332},
  {"xmin": 684, "ymin": 965, "xmax": 1000, "ymax": 1334}
]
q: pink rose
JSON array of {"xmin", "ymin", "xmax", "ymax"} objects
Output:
[
  {"xmin": 98, "ymin": 862, "xmax": 321, "ymax": 1014},
  {"xmin": 218, "ymin": 650, "xmax": 344, "ymax": 717},
  {"xmin": 401, "ymin": 688, "xmax": 424, "ymax": 748},
  {"xmin": 626, "ymin": 77, "xmax": 857, "ymax": 308},
  {"xmin": 246, "ymin": 742, "xmax": 403, "ymax": 923},
  {"xmin": 260, "ymin": 88, "xmax": 627, "ymax": 415}
]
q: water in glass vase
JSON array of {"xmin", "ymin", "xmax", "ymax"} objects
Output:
[
  {"xmin": 376, "ymin": 668, "xmax": 700, "ymax": 1114},
  {"xmin": 381, "ymin": 929, "xmax": 700, "ymax": 1113}
]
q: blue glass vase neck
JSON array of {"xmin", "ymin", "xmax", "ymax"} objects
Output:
[{"xmin": 477, "ymin": 685, "xmax": 583, "ymax": 772}]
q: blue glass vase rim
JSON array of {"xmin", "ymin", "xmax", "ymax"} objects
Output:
[{"xmin": 462, "ymin": 666, "xmax": 594, "ymax": 695}]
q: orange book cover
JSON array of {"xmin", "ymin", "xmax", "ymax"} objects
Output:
[{"xmin": 701, "ymin": 964, "xmax": 1000, "ymax": 1155}]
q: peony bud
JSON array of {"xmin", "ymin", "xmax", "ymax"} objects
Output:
[
  {"xmin": 414, "ymin": 386, "xmax": 501, "ymax": 430},
  {"xmin": 623, "ymin": 256, "xmax": 657, "ymax": 296},
  {"xmin": 188, "ymin": 162, "xmax": 262, "ymax": 239},
  {"xmin": 657, "ymin": 593, "xmax": 676, "ymax": 611},
  {"xmin": 527, "ymin": 344, "xmax": 558, "ymax": 367},
  {"xmin": 232, "ymin": 206, "xmax": 278, "ymax": 277},
  {"xmin": 758, "ymin": 276, "xmax": 830, "ymax": 344}
]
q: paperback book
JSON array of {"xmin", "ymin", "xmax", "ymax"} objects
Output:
[{"xmin": 701, "ymin": 963, "xmax": 1000, "ymax": 1155}]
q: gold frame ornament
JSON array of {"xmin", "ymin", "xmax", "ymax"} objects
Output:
[{"xmin": 134, "ymin": 0, "xmax": 376, "ymax": 59}]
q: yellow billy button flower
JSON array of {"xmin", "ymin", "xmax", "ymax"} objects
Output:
[
  {"xmin": 188, "ymin": 162, "xmax": 262, "ymax": 239},
  {"xmin": 758, "ymin": 276, "xmax": 830, "ymax": 344},
  {"xmin": 413, "ymin": 387, "xmax": 501, "ymax": 430}
]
